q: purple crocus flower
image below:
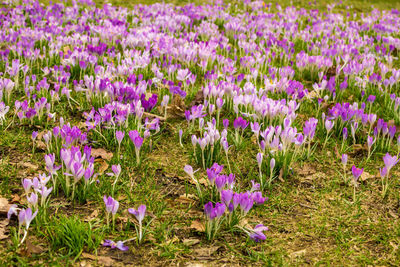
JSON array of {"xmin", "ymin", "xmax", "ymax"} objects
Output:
[
  {"xmin": 128, "ymin": 204, "xmax": 146, "ymax": 223},
  {"xmin": 252, "ymin": 191, "xmax": 267, "ymax": 205},
  {"xmin": 383, "ymin": 153, "xmax": 399, "ymax": 173},
  {"xmin": 102, "ymin": 240, "xmax": 129, "ymax": 251},
  {"xmin": 115, "ymin": 130, "xmax": 125, "ymax": 145},
  {"xmin": 239, "ymin": 192, "xmax": 254, "ymax": 215},
  {"xmin": 220, "ymin": 189, "xmax": 233, "ymax": 207},
  {"xmin": 103, "ymin": 196, "xmax": 119, "ymax": 215},
  {"xmin": 351, "ymin": 165, "xmax": 363, "ymax": 182},
  {"xmin": 7, "ymin": 204, "xmax": 18, "ymax": 220},
  {"xmin": 18, "ymin": 208, "xmax": 38, "ymax": 230},
  {"xmin": 249, "ymin": 224, "xmax": 269, "ymax": 242},
  {"xmin": 129, "ymin": 130, "xmax": 143, "ymax": 149}
]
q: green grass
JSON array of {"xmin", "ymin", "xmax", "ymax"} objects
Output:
[{"xmin": 1, "ymin": 0, "xmax": 400, "ymax": 265}]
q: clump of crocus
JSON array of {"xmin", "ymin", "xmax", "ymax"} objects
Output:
[
  {"xmin": 351, "ymin": 165, "xmax": 363, "ymax": 203},
  {"xmin": 103, "ymin": 195, "xmax": 119, "ymax": 228},
  {"xmin": 204, "ymin": 201, "xmax": 225, "ymax": 240},
  {"xmin": 129, "ymin": 130, "xmax": 143, "ymax": 165},
  {"xmin": 380, "ymin": 153, "xmax": 399, "ymax": 198},
  {"xmin": 128, "ymin": 205, "xmax": 148, "ymax": 244}
]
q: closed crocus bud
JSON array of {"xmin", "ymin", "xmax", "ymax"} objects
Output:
[
  {"xmin": 216, "ymin": 98, "xmax": 224, "ymax": 109},
  {"xmin": 31, "ymin": 131, "xmax": 38, "ymax": 141},
  {"xmin": 256, "ymin": 152, "xmax": 263, "ymax": 168},
  {"xmin": 191, "ymin": 135, "xmax": 197, "ymax": 147},
  {"xmin": 270, "ymin": 158, "xmax": 275, "ymax": 171},
  {"xmin": 115, "ymin": 130, "xmax": 124, "ymax": 145},
  {"xmin": 184, "ymin": 165, "xmax": 194, "ymax": 178},
  {"xmin": 341, "ymin": 154, "xmax": 348, "ymax": 166},
  {"xmin": 223, "ymin": 119, "xmax": 229, "ymax": 129},
  {"xmin": 379, "ymin": 167, "xmax": 387, "ymax": 178}
]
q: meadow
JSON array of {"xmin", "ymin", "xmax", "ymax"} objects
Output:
[{"xmin": 0, "ymin": 0, "xmax": 400, "ymax": 265}]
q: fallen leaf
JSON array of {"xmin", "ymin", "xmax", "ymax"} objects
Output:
[
  {"xmin": 11, "ymin": 194, "xmax": 21, "ymax": 203},
  {"xmin": 97, "ymin": 160, "xmax": 109, "ymax": 175},
  {"xmin": 193, "ymin": 246, "xmax": 220, "ymax": 259},
  {"xmin": 26, "ymin": 239, "xmax": 45, "ymax": 254},
  {"xmin": 183, "ymin": 238, "xmax": 200, "ymax": 246},
  {"xmin": 190, "ymin": 220, "xmax": 205, "ymax": 232},
  {"xmin": 278, "ymin": 168, "xmax": 284, "ymax": 182},
  {"xmin": 91, "ymin": 148, "xmax": 113, "ymax": 161},
  {"xmin": 290, "ymin": 249, "xmax": 307, "ymax": 258},
  {"xmin": 36, "ymin": 140, "xmax": 47, "ymax": 151},
  {"xmin": 81, "ymin": 253, "xmax": 115, "ymax": 267},
  {"xmin": 0, "ymin": 196, "xmax": 11, "ymax": 215},
  {"xmin": 176, "ymin": 194, "xmax": 197, "ymax": 204},
  {"xmin": 84, "ymin": 210, "xmax": 99, "ymax": 222},
  {"xmin": 17, "ymin": 162, "xmax": 39, "ymax": 171},
  {"xmin": 189, "ymin": 90, "xmax": 204, "ymax": 107},
  {"xmin": 0, "ymin": 219, "xmax": 9, "ymax": 240},
  {"xmin": 360, "ymin": 171, "xmax": 373, "ymax": 181},
  {"xmin": 168, "ymin": 95, "xmax": 186, "ymax": 118}
]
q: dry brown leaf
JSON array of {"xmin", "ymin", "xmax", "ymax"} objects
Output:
[
  {"xmin": 193, "ymin": 246, "xmax": 220, "ymax": 259},
  {"xmin": 176, "ymin": 194, "xmax": 197, "ymax": 204},
  {"xmin": 11, "ymin": 194, "xmax": 21, "ymax": 203},
  {"xmin": 190, "ymin": 90, "xmax": 204, "ymax": 106},
  {"xmin": 168, "ymin": 95, "xmax": 186, "ymax": 118},
  {"xmin": 183, "ymin": 238, "xmax": 200, "ymax": 246},
  {"xmin": 17, "ymin": 162, "xmax": 39, "ymax": 171},
  {"xmin": 360, "ymin": 171, "xmax": 373, "ymax": 181},
  {"xmin": 84, "ymin": 210, "xmax": 99, "ymax": 222},
  {"xmin": 36, "ymin": 140, "xmax": 47, "ymax": 151},
  {"xmin": 190, "ymin": 220, "xmax": 205, "ymax": 232},
  {"xmin": 81, "ymin": 253, "xmax": 115, "ymax": 267},
  {"xmin": 0, "ymin": 196, "xmax": 11, "ymax": 215},
  {"xmin": 198, "ymin": 178, "xmax": 208, "ymax": 186},
  {"xmin": 97, "ymin": 160, "xmax": 109, "ymax": 175},
  {"xmin": 278, "ymin": 168, "xmax": 284, "ymax": 182},
  {"xmin": 290, "ymin": 249, "xmax": 307, "ymax": 258},
  {"xmin": 0, "ymin": 219, "xmax": 9, "ymax": 240},
  {"xmin": 26, "ymin": 239, "xmax": 45, "ymax": 254},
  {"xmin": 91, "ymin": 148, "xmax": 113, "ymax": 161}
]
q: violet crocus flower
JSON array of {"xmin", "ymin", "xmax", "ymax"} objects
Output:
[
  {"xmin": 104, "ymin": 196, "xmax": 119, "ymax": 215},
  {"xmin": 252, "ymin": 191, "xmax": 267, "ymax": 205},
  {"xmin": 103, "ymin": 195, "xmax": 119, "ymax": 227},
  {"xmin": 102, "ymin": 240, "xmax": 129, "ymax": 251},
  {"xmin": 129, "ymin": 130, "xmax": 143, "ymax": 164},
  {"xmin": 128, "ymin": 204, "xmax": 147, "ymax": 224},
  {"xmin": 7, "ymin": 204, "xmax": 18, "ymax": 220},
  {"xmin": 239, "ymin": 192, "xmax": 254, "ymax": 215},
  {"xmin": 249, "ymin": 224, "xmax": 269, "ymax": 242},
  {"xmin": 129, "ymin": 204, "xmax": 147, "ymax": 243},
  {"xmin": 220, "ymin": 189, "xmax": 233, "ymax": 207},
  {"xmin": 351, "ymin": 165, "xmax": 363, "ymax": 183},
  {"xmin": 27, "ymin": 193, "xmax": 38, "ymax": 209},
  {"xmin": 18, "ymin": 207, "xmax": 38, "ymax": 230},
  {"xmin": 116, "ymin": 130, "xmax": 124, "ymax": 146},
  {"xmin": 383, "ymin": 153, "xmax": 399, "ymax": 173},
  {"xmin": 22, "ymin": 178, "xmax": 33, "ymax": 194}
]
